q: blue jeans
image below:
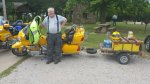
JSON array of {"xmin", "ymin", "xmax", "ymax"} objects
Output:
[
  {"xmin": 112, "ymin": 19, "xmax": 117, "ymax": 26},
  {"xmin": 47, "ymin": 33, "xmax": 62, "ymax": 61}
]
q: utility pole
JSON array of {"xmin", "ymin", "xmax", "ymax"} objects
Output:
[{"xmin": 2, "ymin": 0, "xmax": 7, "ymax": 19}]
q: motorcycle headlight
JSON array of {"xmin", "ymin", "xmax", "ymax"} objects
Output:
[{"xmin": 17, "ymin": 36, "xmax": 21, "ymax": 41}]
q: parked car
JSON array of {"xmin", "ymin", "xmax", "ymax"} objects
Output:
[{"xmin": 144, "ymin": 35, "xmax": 150, "ymax": 52}]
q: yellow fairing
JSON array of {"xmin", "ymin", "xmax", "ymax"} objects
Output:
[
  {"xmin": 18, "ymin": 30, "xmax": 30, "ymax": 46},
  {"xmin": 62, "ymin": 44, "xmax": 80, "ymax": 54},
  {"xmin": 12, "ymin": 42, "xmax": 23, "ymax": 52},
  {"xmin": 62, "ymin": 27, "xmax": 85, "ymax": 45},
  {"xmin": 0, "ymin": 33, "xmax": 12, "ymax": 41},
  {"xmin": 38, "ymin": 35, "xmax": 47, "ymax": 45},
  {"xmin": 13, "ymin": 35, "xmax": 18, "ymax": 39},
  {"xmin": 71, "ymin": 27, "xmax": 85, "ymax": 44},
  {"xmin": 12, "ymin": 42, "xmax": 22, "ymax": 48},
  {"xmin": 0, "ymin": 25, "xmax": 12, "ymax": 41},
  {"xmin": 0, "ymin": 25, "xmax": 3, "ymax": 30}
]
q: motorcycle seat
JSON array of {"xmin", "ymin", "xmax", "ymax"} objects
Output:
[{"xmin": 63, "ymin": 28, "xmax": 75, "ymax": 44}]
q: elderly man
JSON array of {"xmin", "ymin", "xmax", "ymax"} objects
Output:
[{"xmin": 41, "ymin": 7, "xmax": 67, "ymax": 64}]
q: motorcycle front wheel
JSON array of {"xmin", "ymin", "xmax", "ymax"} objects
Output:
[{"xmin": 12, "ymin": 48, "xmax": 28, "ymax": 57}]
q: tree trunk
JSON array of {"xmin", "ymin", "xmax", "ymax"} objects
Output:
[
  {"xmin": 141, "ymin": 22, "xmax": 143, "ymax": 25},
  {"xmin": 145, "ymin": 24, "xmax": 147, "ymax": 33},
  {"xmin": 72, "ymin": 4, "xmax": 83, "ymax": 25},
  {"xmin": 125, "ymin": 20, "xmax": 128, "ymax": 24},
  {"xmin": 96, "ymin": 11, "xmax": 99, "ymax": 22},
  {"xmin": 99, "ymin": 9, "xmax": 107, "ymax": 24}
]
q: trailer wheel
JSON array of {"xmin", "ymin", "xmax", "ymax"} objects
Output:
[{"xmin": 117, "ymin": 53, "xmax": 130, "ymax": 65}]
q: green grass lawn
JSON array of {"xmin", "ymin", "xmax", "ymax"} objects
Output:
[
  {"xmin": 82, "ymin": 24, "xmax": 105, "ymax": 48},
  {"xmin": 116, "ymin": 22, "xmax": 150, "ymax": 40}
]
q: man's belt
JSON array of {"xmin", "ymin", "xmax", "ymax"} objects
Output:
[{"xmin": 47, "ymin": 32, "xmax": 61, "ymax": 34}]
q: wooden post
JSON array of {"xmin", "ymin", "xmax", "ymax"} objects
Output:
[{"xmin": 2, "ymin": 0, "xmax": 7, "ymax": 19}]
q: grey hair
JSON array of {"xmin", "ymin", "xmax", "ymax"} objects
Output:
[{"xmin": 47, "ymin": 7, "xmax": 55, "ymax": 12}]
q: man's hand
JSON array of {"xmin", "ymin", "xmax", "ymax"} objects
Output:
[{"xmin": 61, "ymin": 19, "xmax": 67, "ymax": 28}]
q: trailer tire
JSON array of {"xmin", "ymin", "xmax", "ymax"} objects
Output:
[
  {"xmin": 86, "ymin": 48, "xmax": 97, "ymax": 54},
  {"xmin": 117, "ymin": 53, "xmax": 130, "ymax": 65}
]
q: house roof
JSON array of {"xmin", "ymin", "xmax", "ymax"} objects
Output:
[
  {"xmin": 15, "ymin": 3, "xmax": 32, "ymax": 13},
  {"xmin": 12, "ymin": 2, "xmax": 26, "ymax": 9},
  {"xmin": 0, "ymin": 2, "xmax": 27, "ymax": 9},
  {"xmin": 0, "ymin": 2, "xmax": 32, "ymax": 13}
]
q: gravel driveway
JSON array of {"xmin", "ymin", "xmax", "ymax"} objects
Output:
[
  {"xmin": 0, "ymin": 49, "xmax": 21, "ymax": 73},
  {"xmin": 0, "ymin": 51, "xmax": 150, "ymax": 84}
]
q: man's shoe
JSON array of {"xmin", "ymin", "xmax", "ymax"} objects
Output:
[
  {"xmin": 46, "ymin": 60, "xmax": 53, "ymax": 64},
  {"xmin": 54, "ymin": 60, "xmax": 61, "ymax": 64}
]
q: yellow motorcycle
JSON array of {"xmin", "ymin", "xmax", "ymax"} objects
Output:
[
  {"xmin": 0, "ymin": 23, "xmax": 19, "ymax": 49},
  {"xmin": 12, "ymin": 16, "xmax": 85, "ymax": 57}
]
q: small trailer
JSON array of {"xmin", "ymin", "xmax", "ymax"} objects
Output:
[{"xmin": 100, "ymin": 37, "xmax": 143, "ymax": 65}]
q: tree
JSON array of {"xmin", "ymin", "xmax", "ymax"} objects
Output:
[
  {"xmin": 90, "ymin": 0, "xmax": 150, "ymax": 24},
  {"xmin": 142, "ymin": 7, "xmax": 150, "ymax": 32},
  {"xmin": 6, "ymin": 0, "xmax": 67, "ymax": 16},
  {"xmin": 65, "ymin": 0, "xmax": 90, "ymax": 23},
  {"xmin": 114, "ymin": 0, "xmax": 149, "ymax": 24},
  {"xmin": 90, "ymin": 0, "xmax": 118, "ymax": 23},
  {"xmin": 49, "ymin": 0, "xmax": 67, "ymax": 14}
]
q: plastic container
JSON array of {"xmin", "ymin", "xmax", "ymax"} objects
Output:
[
  {"xmin": 127, "ymin": 31, "xmax": 134, "ymax": 39},
  {"xmin": 103, "ymin": 39, "xmax": 112, "ymax": 48}
]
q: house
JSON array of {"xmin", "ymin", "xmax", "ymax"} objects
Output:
[
  {"xmin": 0, "ymin": 1, "xmax": 32, "ymax": 21},
  {"xmin": 11, "ymin": 2, "xmax": 32, "ymax": 19},
  {"xmin": 12, "ymin": 2, "xmax": 32, "ymax": 13},
  {"xmin": 72, "ymin": 4, "xmax": 96, "ymax": 24}
]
